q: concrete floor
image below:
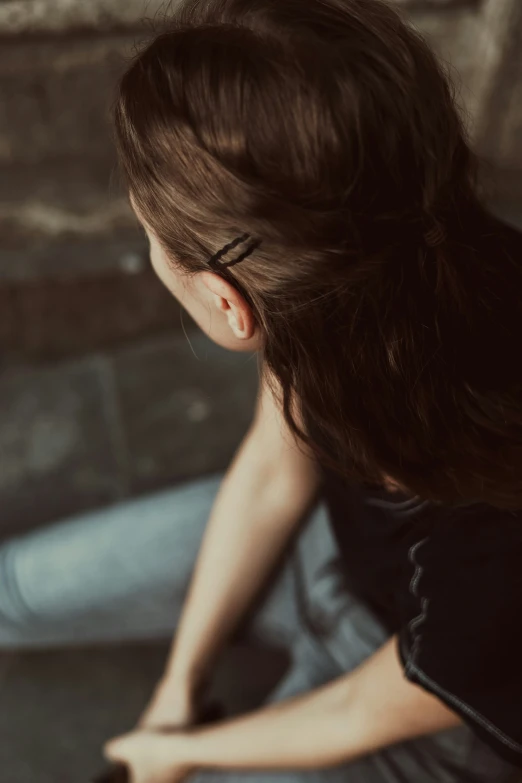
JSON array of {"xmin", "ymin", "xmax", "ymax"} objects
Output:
[{"xmin": 0, "ymin": 641, "xmax": 289, "ymax": 782}]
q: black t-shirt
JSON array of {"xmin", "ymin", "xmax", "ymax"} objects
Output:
[{"xmin": 323, "ymin": 473, "xmax": 522, "ymax": 767}]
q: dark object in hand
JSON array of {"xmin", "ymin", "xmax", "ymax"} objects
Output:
[{"xmin": 91, "ymin": 701, "xmax": 225, "ymax": 783}]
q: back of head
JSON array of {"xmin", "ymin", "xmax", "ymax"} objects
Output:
[{"xmin": 114, "ymin": 0, "xmax": 522, "ymax": 509}]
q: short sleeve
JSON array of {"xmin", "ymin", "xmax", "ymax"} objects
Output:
[{"xmin": 398, "ymin": 513, "xmax": 522, "ymax": 766}]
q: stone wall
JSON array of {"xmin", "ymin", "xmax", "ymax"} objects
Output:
[
  {"xmin": 0, "ymin": 6, "xmax": 165, "ymax": 282},
  {"xmin": 0, "ymin": 1, "xmax": 183, "ymax": 358}
]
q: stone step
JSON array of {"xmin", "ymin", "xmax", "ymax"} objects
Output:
[
  {"xmin": 0, "ymin": 0, "xmax": 167, "ymax": 35},
  {"xmin": 0, "ymin": 0, "xmax": 479, "ymax": 37},
  {"xmin": 0, "ymin": 330, "xmax": 258, "ymax": 539},
  {"xmin": 0, "ymin": 265, "xmax": 185, "ymax": 361},
  {"xmin": 0, "ymin": 33, "xmax": 137, "ymax": 281}
]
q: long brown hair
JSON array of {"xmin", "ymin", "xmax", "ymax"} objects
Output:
[{"xmin": 114, "ymin": 0, "xmax": 522, "ymax": 509}]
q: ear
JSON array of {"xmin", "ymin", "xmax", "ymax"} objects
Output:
[{"xmin": 200, "ymin": 271, "xmax": 256, "ymax": 340}]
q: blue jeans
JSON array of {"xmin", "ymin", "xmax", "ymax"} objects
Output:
[{"xmin": 0, "ymin": 476, "xmax": 515, "ymax": 781}]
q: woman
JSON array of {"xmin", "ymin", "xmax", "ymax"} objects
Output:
[{"xmin": 2, "ymin": 1, "xmax": 522, "ymax": 781}]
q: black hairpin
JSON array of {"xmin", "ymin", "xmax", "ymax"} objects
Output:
[{"xmin": 208, "ymin": 233, "xmax": 261, "ymax": 269}]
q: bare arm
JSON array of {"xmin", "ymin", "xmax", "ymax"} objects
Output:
[
  {"xmin": 108, "ymin": 638, "xmax": 461, "ymax": 776},
  {"xmin": 175, "ymin": 637, "xmax": 459, "ymax": 770},
  {"xmin": 165, "ymin": 378, "xmax": 319, "ymax": 691}
]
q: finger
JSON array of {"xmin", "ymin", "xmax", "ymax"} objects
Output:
[
  {"xmin": 104, "ymin": 735, "xmax": 127, "ymax": 761},
  {"xmin": 137, "ymin": 712, "xmax": 157, "ymax": 728}
]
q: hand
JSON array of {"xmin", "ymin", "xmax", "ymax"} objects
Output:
[
  {"xmin": 105, "ymin": 729, "xmax": 193, "ymax": 783},
  {"xmin": 139, "ymin": 676, "xmax": 196, "ymax": 731}
]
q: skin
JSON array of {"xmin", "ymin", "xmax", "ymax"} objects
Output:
[
  {"xmin": 104, "ymin": 210, "xmax": 459, "ymax": 783},
  {"xmin": 144, "ymin": 217, "xmax": 261, "ymax": 354}
]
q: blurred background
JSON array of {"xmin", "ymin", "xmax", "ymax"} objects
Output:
[{"xmin": 0, "ymin": 0, "xmax": 521, "ymax": 780}]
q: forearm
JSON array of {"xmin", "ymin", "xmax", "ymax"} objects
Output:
[
  {"xmin": 167, "ymin": 383, "xmax": 319, "ymax": 688},
  {"xmin": 168, "ymin": 440, "xmax": 315, "ymax": 685},
  {"xmin": 186, "ymin": 670, "xmax": 353, "ymax": 770},
  {"xmin": 176, "ymin": 638, "xmax": 460, "ymax": 771}
]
